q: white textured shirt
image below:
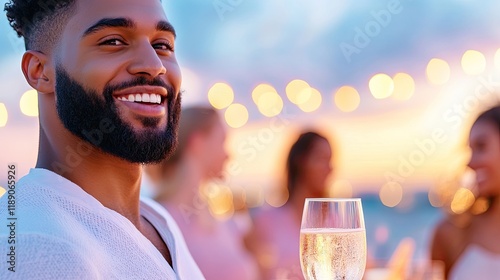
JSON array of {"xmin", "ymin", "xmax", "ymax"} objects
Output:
[
  {"xmin": 450, "ymin": 244, "xmax": 500, "ymax": 280},
  {"xmin": 0, "ymin": 168, "xmax": 205, "ymax": 280}
]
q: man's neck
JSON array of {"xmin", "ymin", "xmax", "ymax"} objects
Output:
[{"xmin": 36, "ymin": 130, "xmax": 143, "ymax": 226}]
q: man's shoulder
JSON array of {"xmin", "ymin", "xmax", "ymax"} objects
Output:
[
  {"xmin": 0, "ymin": 173, "xmax": 95, "ymax": 239},
  {"xmin": 0, "ymin": 233, "xmax": 97, "ymax": 279}
]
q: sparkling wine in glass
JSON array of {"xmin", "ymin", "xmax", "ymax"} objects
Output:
[{"xmin": 300, "ymin": 198, "xmax": 367, "ymax": 280}]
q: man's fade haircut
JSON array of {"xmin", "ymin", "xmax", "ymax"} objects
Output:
[{"xmin": 4, "ymin": 0, "xmax": 77, "ymax": 51}]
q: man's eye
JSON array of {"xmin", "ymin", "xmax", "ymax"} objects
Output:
[
  {"xmin": 153, "ymin": 42, "xmax": 174, "ymax": 52},
  {"xmin": 99, "ymin": 39, "xmax": 126, "ymax": 46}
]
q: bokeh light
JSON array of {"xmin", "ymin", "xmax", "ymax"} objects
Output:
[
  {"xmin": 379, "ymin": 181, "xmax": 403, "ymax": 207},
  {"xmin": 208, "ymin": 83, "xmax": 234, "ymax": 109},
  {"xmin": 0, "ymin": 186, "xmax": 6, "ymax": 198},
  {"xmin": 461, "ymin": 50, "xmax": 486, "ymax": 76},
  {"xmin": 495, "ymin": 48, "xmax": 500, "ymax": 69},
  {"xmin": 257, "ymin": 92, "xmax": 283, "ymax": 117},
  {"xmin": 204, "ymin": 183, "xmax": 234, "ymax": 221},
  {"xmin": 252, "ymin": 84, "xmax": 283, "ymax": 117},
  {"xmin": 286, "ymin": 79, "xmax": 311, "ymax": 105},
  {"xmin": 252, "ymin": 84, "xmax": 277, "ymax": 105},
  {"xmin": 428, "ymin": 188, "xmax": 445, "ymax": 208},
  {"xmin": 297, "ymin": 88, "xmax": 322, "ymax": 112},
  {"xmin": 470, "ymin": 197, "xmax": 489, "ymax": 215},
  {"xmin": 450, "ymin": 188, "xmax": 475, "ymax": 214},
  {"xmin": 334, "ymin": 86, "xmax": 360, "ymax": 112},
  {"xmin": 224, "ymin": 103, "xmax": 249, "ymax": 128},
  {"xmin": 265, "ymin": 187, "xmax": 289, "ymax": 208},
  {"xmin": 392, "ymin": 73, "xmax": 415, "ymax": 100},
  {"xmin": 369, "ymin": 73, "xmax": 394, "ymax": 99},
  {"xmin": 20, "ymin": 89, "xmax": 38, "ymax": 117},
  {"xmin": 426, "ymin": 58, "xmax": 451, "ymax": 85},
  {"xmin": 0, "ymin": 103, "xmax": 7, "ymax": 127}
]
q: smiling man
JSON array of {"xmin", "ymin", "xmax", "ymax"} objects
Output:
[{"xmin": 0, "ymin": 0, "xmax": 204, "ymax": 279}]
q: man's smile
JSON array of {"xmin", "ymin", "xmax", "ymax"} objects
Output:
[{"xmin": 113, "ymin": 85, "xmax": 168, "ymax": 117}]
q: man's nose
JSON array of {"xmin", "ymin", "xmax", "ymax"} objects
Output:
[{"xmin": 127, "ymin": 42, "xmax": 167, "ymax": 78}]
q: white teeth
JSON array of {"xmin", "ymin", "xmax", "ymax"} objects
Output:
[{"xmin": 118, "ymin": 93, "xmax": 161, "ymax": 104}]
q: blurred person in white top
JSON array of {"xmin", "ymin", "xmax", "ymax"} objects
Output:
[
  {"xmin": 145, "ymin": 106, "xmax": 260, "ymax": 280},
  {"xmin": 432, "ymin": 105, "xmax": 500, "ymax": 279}
]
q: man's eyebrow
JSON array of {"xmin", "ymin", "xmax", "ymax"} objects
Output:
[
  {"xmin": 82, "ymin": 18, "xmax": 135, "ymax": 37},
  {"xmin": 157, "ymin": 21, "xmax": 176, "ymax": 39}
]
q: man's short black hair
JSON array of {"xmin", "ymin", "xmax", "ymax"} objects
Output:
[{"xmin": 4, "ymin": 0, "xmax": 77, "ymax": 51}]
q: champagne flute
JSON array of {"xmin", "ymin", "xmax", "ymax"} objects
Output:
[{"xmin": 300, "ymin": 198, "xmax": 367, "ymax": 280}]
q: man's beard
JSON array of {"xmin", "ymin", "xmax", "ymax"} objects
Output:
[{"xmin": 54, "ymin": 66, "xmax": 181, "ymax": 164}]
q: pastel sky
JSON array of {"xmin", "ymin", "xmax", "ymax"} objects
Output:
[{"xmin": 1, "ymin": 0, "xmax": 500, "ymax": 200}]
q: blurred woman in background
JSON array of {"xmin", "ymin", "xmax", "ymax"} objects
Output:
[
  {"xmin": 432, "ymin": 105, "xmax": 500, "ymax": 279},
  {"xmin": 246, "ymin": 131, "xmax": 334, "ymax": 279},
  {"xmin": 145, "ymin": 106, "xmax": 259, "ymax": 280}
]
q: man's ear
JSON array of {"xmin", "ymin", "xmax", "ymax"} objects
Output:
[{"xmin": 21, "ymin": 50, "xmax": 54, "ymax": 94}]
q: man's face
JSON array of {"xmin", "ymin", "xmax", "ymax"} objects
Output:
[{"xmin": 53, "ymin": 0, "xmax": 181, "ymax": 163}]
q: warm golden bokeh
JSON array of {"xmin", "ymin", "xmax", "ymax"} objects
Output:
[
  {"xmin": 461, "ymin": 50, "xmax": 486, "ymax": 76},
  {"xmin": 224, "ymin": 103, "xmax": 249, "ymax": 128},
  {"xmin": 392, "ymin": 73, "xmax": 415, "ymax": 100},
  {"xmin": 379, "ymin": 182, "xmax": 403, "ymax": 207},
  {"xmin": 203, "ymin": 182, "xmax": 235, "ymax": 221},
  {"xmin": 254, "ymin": 84, "xmax": 284, "ymax": 117},
  {"xmin": 258, "ymin": 94, "xmax": 283, "ymax": 117},
  {"xmin": 369, "ymin": 73, "xmax": 394, "ymax": 99},
  {"xmin": 0, "ymin": 103, "xmax": 7, "ymax": 127},
  {"xmin": 252, "ymin": 84, "xmax": 277, "ymax": 105},
  {"xmin": 298, "ymin": 88, "xmax": 322, "ymax": 112},
  {"xmin": 265, "ymin": 188, "xmax": 288, "ymax": 208},
  {"xmin": 334, "ymin": 86, "xmax": 360, "ymax": 112},
  {"xmin": 297, "ymin": 88, "xmax": 313, "ymax": 105},
  {"xmin": 0, "ymin": 187, "xmax": 5, "ymax": 197},
  {"xmin": 426, "ymin": 58, "xmax": 451, "ymax": 85},
  {"xmin": 208, "ymin": 82, "xmax": 234, "ymax": 109},
  {"xmin": 451, "ymin": 188, "xmax": 475, "ymax": 214},
  {"xmin": 470, "ymin": 197, "xmax": 489, "ymax": 215},
  {"xmin": 428, "ymin": 188, "xmax": 445, "ymax": 208},
  {"xmin": 286, "ymin": 79, "xmax": 311, "ymax": 105},
  {"xmin": 20, "ymin": 89, "xmax": 38, "ymax": 117}
]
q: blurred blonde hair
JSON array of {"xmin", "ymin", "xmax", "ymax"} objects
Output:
[
  {"xmin": 150, "ymin": 105, "xmax": 220, "ymax": 199},
  {"xmin": 164, "ymin": 106, "xmax": 219, "ymax": 165}
]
